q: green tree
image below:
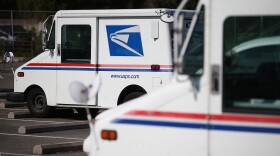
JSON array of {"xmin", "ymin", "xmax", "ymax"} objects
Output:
[
  {"xmin": 0, "ymin": 0, "xmax": 17, "ymax": 10},
  {"xmin": 16, "ymin": 0, "xmax": 198, "ymax": 11}
]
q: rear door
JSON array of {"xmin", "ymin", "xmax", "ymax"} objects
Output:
[{"xmin": 56, "ymin": 17, "xmax": 97, "ymax": 106}]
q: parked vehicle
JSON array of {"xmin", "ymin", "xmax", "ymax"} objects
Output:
[
  {"xmin": 83, "ymin": 0, "xmax": 280, "ymax": 155},
  {"xmin": 13, "ymin": 9, "xmax": 193, "ymax": 117}
]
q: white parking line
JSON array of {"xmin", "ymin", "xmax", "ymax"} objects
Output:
[
  {"xmin": 0, "ymin": 118, "xmax": 86, "ymax": 124},
  {"xmin": 0, "ymin": 132, "xmax": 84, "ymax": 140}
]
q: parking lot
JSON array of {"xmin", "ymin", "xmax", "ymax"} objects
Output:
[{"xmin": 0, "ymin": 62, "xmax": 89, "ymax": 156}]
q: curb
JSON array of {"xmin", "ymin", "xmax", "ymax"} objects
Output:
[
  {"xmin": 8, "ymin": 111, "xmax": 31, "ymax": 119},
  {"xmin": 0, "ymin": 93, "xmax": 7, "ymax": 99},
  {"xmin": 18, "ymin": 121, "xmax": 89, "ymax": 134},
  {"xmin": 0, "ymin": 88, "xmax": 14, "ymax": 92},
  {"xmin": 0, "ymin": 101, "xmax": 26, "ymax": 108},
  {"xmin": 33, "ymin": 141, "xmax": 83, "ymax": 154},
  {"xmin": 6, "ymin": 92, "xmax": 25, "ymax": 102},
  {"xmin": 0, "ymin": 99, "xmax": 6, "ymax": 104}
]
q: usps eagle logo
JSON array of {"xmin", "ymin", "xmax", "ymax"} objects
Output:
[{"xmin": 106, "ymin": 25, "xmax": 144, "ymax": 56}]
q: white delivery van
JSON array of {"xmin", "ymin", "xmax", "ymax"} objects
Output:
[
  {"xmin": 84, "ymin": 0, "xmax": 280, "ymax": 155},
  {"xmin": 13, "ymin": 9, "xmax": 193, "ymax": 117}
]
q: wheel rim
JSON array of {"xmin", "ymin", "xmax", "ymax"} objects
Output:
[{"xmin": 33, "ymin": 94, "xmax": 46, "ymax": 112}]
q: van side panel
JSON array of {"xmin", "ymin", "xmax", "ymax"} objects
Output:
[
  {"xmin": 97, "ymin": 17, "xmax": 173, "ymax": 108},
  {"xmin": 14, "ymin": 51, "xmax": 57, "ymax": 106}
]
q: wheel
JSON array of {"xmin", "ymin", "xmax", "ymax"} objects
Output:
[
  {"xmin": 76, "ymin": 108, "xmax": 100, "ymax": 117},
  {"xmin": 27, "ymin": 88, "xmax": 53, "ymax": 117},
  {"xmin": 121, "ymin": 91, "xmax": 145, "ymax": 104}
]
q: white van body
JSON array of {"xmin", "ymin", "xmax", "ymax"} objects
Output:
[
  {"xmin": 14, "ymin": 9, "xmax": 193, "ymax": 117},
  {"xmin": 85, "ymin": 0, "xmax": 280, "ymax": 155}
]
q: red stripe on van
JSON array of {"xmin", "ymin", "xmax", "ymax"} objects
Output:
[
  {"xmin": 27, "ymin": 63, "xmax": 96, "ymax": 67},
  {"xmin": 126, "ymin": 110, "xmax": 280, "ymax": 124},
  {"xmin": 27, "ymin": 63, "xmax": 173, "ymax": 68},
  {"xmin": 126, "ymin": 110, "xmax": 207, "ymax": 120},
  {"xmin": 210, "ymin": 114, "xmax": 280, "ymax": 124}
]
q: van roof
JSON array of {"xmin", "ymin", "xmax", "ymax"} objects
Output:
[{"xmin": 55, "ymin": 9, "xmax": 194, "ymax": 17}]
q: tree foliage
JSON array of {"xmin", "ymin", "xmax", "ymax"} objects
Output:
[
  {"xmin": 14, "ymin": 0, "xmax": 198, "ymax": 11},
  {"xmin": 0, "ymin": 0, "xmax": 195, "ymax": 20},
  {"xmin": 0, "ymin": 0, "xmax": 198, "ymax": 57}
]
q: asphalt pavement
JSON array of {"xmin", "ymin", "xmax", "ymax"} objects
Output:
[{"xmin": 0, "ymin": 100, "xmax": 89, "ymax": 156}]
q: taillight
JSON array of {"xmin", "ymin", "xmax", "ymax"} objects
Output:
[
  {"xmin": 151, "ymin": 64, "xmax": 160, "ymax": 70},
  {"xmin": 17, "ymin": 72, "xmax": 24, "ymax": 77},
  {"xmin": 101, "ymin": 130, "xmax": 117, "ymax": 140}
]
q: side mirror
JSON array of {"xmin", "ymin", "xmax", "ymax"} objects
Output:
[
  {"xmin": 160, "ymin": 14, "xmax": 175, "ymax": 23},
  {"xmin": 41, "ymin": 15, "xmax": 54, "ymax": 51},
  {"xmin": 41, "ymin": 27, "xmax": 48, "ymax": 50},
  {"xmin": 69, "ymin": 75, "xmax": 102, "ymax": 103},
  {"xmin": 225, "ymin": 50, "xmax": 239, "ymax": 68},
  {"xmin": 177, "ymin": 14, "xmax": 185, "ymax": 47},
  {"xmin": 3, "ymin": 52, "xmax": 14, "ymax": 63}
]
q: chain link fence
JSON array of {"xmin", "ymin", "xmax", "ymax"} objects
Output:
[{"xmin": 0, "ymin": 10, "xmax": 55, "ymax": 60}]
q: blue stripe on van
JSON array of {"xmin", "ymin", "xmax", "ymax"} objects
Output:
[
  {"xmin": 112, "ymin": 118, "xmax": 280, "ymax": 134},
  {"xmin": 21, "ymin": 67, "xmax": 173, "ymax": 72}
]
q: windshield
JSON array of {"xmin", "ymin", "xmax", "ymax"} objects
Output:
[
  {"xmin": 42, "ymin": 15, "xmax": 54, "ymax": 50},
  {"xmin": 181, "ymin": 6, "xmax": 204, "ymax": 76},
  {"xmin": 169, "ymin": 11, "xmax": 194, "ymax": 58},
  {"xmin": 46, "ymin": 21, "xmax": 55, "ymax": 49}
]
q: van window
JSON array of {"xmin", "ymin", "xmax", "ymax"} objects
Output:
[
  {"xmin": 223, "ymin": 16, "xmax": 280, "ymax": 115},
  {"xmin": 181, "ymin": 6, "xmax": 204, "ymax": 76},
  {"xmin": 61, "ymin": 25, "xmax": 91, "ymax": 63}
]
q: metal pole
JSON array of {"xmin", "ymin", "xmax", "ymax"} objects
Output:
[
  {"xmin": 173, "ymin": 0, "xmax": 189, "ymax": 74},
  {"xmin": 10, "ymin": 10, "xmax": 14, "ymax": 49}
]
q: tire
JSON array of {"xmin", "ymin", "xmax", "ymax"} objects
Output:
[
  {"xmin": 27, "ymin": 88, "xmax": 53, "ymax": 117},
  {"xmin": 121, "ymin": 91, "xmax": 145, "ymax": 104},
  {"xmin": 76, "ymin": 108, "xmax": 99, "ymax": 117}
]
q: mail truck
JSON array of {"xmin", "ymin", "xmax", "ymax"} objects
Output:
[
  {"xmin": 84, "ymin": 0, "xmax": 280, "ymax": 155},
  {"xmin": 13, "ymin": 9, "xmax": 193, "ymax": 117}
]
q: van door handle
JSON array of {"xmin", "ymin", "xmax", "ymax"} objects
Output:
[
  {"xmin": 57, "ymin": 44, "xmax": 61, "ymax": 56},
  {"xmin": 211, "ymin": 65, "xmax": 220, "ymax": 94}
]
